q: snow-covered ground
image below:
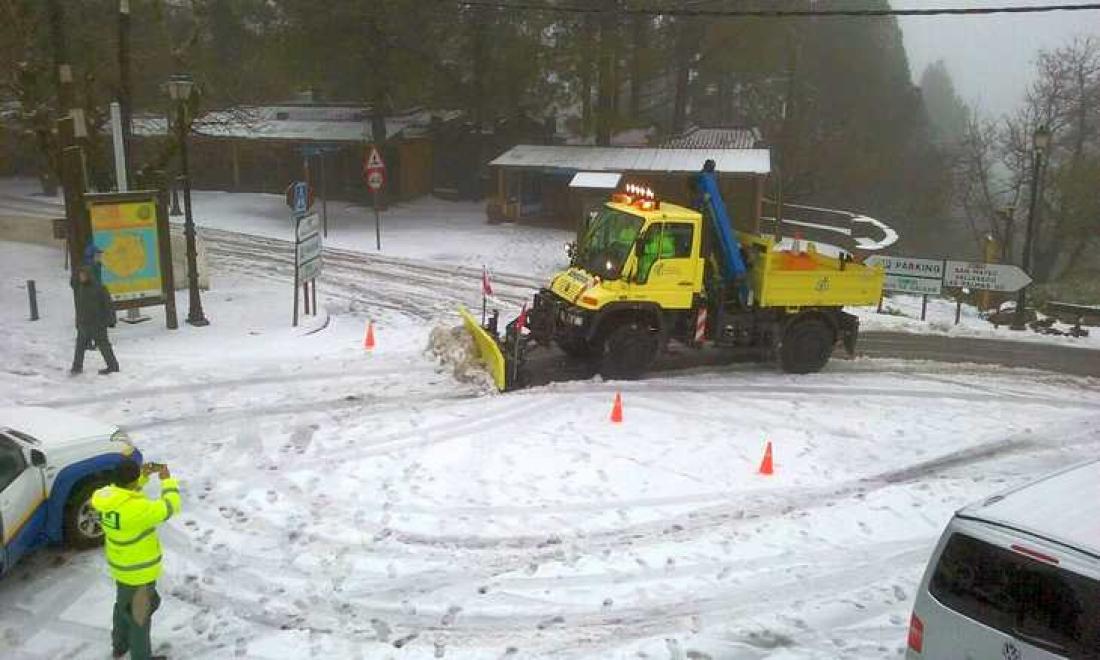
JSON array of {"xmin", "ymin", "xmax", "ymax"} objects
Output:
[
  {"xmin": 2, "ymin": 239, "xmax": 1099, "ymax": 660},
  {"xmin": 0, "ymin": 178, "xmax": 573, "ymax": 280}
]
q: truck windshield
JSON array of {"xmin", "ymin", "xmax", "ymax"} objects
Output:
[{"xmin": 577, "ymin": 207, "xmax": 643, "ymax": 280}]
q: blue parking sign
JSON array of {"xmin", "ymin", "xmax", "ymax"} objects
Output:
[{"xmin": 285, "ymin": 180, "xmax": 312, "ymax": 217}]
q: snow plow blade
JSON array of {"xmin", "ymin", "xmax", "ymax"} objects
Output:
[{"xmin": 458, "ymin": 306, "xmax": 508, "ymax": 391}]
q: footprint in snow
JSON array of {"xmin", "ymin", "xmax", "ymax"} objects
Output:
[
  {"xmin": 441, "ymin": 605, "xmax": 462, "ymax": 626},
  {"xmin": 370, "ymin": 618, "xmax": 391, "ymax": 642},
  {"xmin": 536, "ymin": 615, "xmax": 564, "ymax": 630}
]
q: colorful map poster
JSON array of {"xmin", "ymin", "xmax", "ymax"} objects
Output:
[{"xmin": 87, "ymin": 198, "xmax": 162, "ymax": 301}]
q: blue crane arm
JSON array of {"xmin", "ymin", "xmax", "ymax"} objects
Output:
[{"xmin": 695, "ymin": 171, "xmax": 748, "ymax": 285}]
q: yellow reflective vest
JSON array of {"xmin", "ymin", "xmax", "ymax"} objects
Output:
[{"xmin": 90, "ymin": 477, "xmax": 181, "ymax": 586}]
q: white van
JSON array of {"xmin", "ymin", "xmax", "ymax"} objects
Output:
[{"xmin": 907, "ymin": 459, "xmax": 1100, "ymax": 659}]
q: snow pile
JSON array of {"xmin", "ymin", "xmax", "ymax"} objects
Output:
[{"xmin": 426, "ymin": 323, "xmax": 496, "ymax": 391}]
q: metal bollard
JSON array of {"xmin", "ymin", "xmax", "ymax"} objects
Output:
[{"xmin": 27, "ymin": 280, "xmax": 39, "ymax": 321}]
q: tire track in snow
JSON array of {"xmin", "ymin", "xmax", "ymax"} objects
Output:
[
  {"xmin": 155, "ymin": 420, "xmax": 1100, "ymax": 656},
  {"xmin": 538, "ymin": 379, "xmax": 1100, "ymax": 411},
  {"xmin": 382, "ymin": 413, "xmax": 1100, "ymax": 552},
  {"xmin": 21, "ymin": 363, "xmax": 438, "ymax": 409}
]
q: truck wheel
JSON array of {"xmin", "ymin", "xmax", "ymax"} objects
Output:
[
  {"xmin": 601, "ymin": 323, "xmax": 658, "ymax": 380},
  {"xmin": 779, "ymin": 318, "xmax": 834, "ymax": 374},
  {"xmin": 558, "ymin": 335, "xmax": 602, "ymax": 360},
  {"xmin": 64, "ymin": 477, "xmax": 109, "ymax": 549}
]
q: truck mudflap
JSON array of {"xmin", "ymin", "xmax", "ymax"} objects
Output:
[
  {"xmin": 458, "ymin": 306, "xmax": 508, "ymax": 391},
  {"xmin": 838, "ymin": 311, "xmax": 860, "ymax": 356}
]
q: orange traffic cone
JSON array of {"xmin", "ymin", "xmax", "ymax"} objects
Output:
[
  {"xmin": 758, "ymin": 440, "xmax": 774, "ymax": 475},
  {"xmin": 364, "ymin": 321, "xmax": 376, "ymax": 350},
  {"xmin": 610, "ymin": 393, "xmax": 623, "ymax": 423}
]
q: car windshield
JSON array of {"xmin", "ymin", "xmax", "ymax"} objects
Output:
[{"xmin": 577, "ymin": 207, "xmax": 643, "ymax": 280}]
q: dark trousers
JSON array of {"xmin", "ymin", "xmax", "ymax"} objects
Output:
[
  {"xmin": 72, "ymin": 328, "xmax": 118, "ymax": 372},
  {"xmin": 113, "ymin": 582, "xmax": 160, "ymax": 659}
]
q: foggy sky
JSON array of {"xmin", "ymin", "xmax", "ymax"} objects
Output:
[{"xmin": 896, "ymin": 0, "xmax": 1100, "ymax": 117}]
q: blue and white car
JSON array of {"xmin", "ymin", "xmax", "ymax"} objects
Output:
[{"xmin": 1, "ymin": 406, "xmax": 142, "ymax": 576}]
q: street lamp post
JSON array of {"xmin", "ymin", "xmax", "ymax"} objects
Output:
[
  {"xmin": 1011, "ymin": 125, "xmax": 1051, "ymax": 331},
  {"xmin": 166, "ymin": 73, "xmax": 209, "ymax": 327}
]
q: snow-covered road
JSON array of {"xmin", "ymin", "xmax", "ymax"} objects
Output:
[{"xmin": 2, "ymin": 236, "xmax": 1099, "ymax": 660}]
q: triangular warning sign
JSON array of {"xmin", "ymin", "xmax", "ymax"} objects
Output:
[{"xmin": 366, "ymin": 147, "xmax": 385, "ymax": 170}]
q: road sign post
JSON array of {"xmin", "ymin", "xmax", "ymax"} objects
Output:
[
  {"xmin": 867, "ymin": 254, "xmax": 1033, "ymax": 324},
  {"xmin": 287, "ymin": 180, "xmax": 320, "ymax": 326},
  {"xmin": 363, "ymin": 146, "xmax": 386, "ymax": 251},
  {"xmin": 294, "ymin": 211, "xmax": 322, "ymax": 325}
]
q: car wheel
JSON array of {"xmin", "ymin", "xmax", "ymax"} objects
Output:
[
  {"xmin": 600, "ymin": 322, "xmax": 658, "ymax": 380},
  {"xmin": 64, "ymin": 477, "xmax": 109, "ymax": 549},
  {"xmin": 779, "ymin": 318, "xmax": 834, "ymax": 374}
]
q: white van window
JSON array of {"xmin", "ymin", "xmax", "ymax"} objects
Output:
[{"xmin": 930, "ymin": 533, "xmax": 1100, "ymax": 657}]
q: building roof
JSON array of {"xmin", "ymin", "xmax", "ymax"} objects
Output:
[
  {"xmin": 660, "ymin": 126, "xmax": 760, "ymax": 150},
  {"xmin": 491, "ymin": 145, "xmax": 771, "ymax": 175},
  {"xmin": 569, "ymin": 172, "xmax": 622, "ymax": 189},
  {"xmin": 960, "ymin": 458, "xmax": 1100, "ymax": 557},
  {"xmin": 132, "ymin": 105, "xmax": 460, "ymax": 143}
]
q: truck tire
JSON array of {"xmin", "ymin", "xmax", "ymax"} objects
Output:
[
  {"xmin": 64, "ymin": 476, "xmax": 109, "ymax": 549},
  {"xmin": 779, "ymin": 318, "xmax": 834, "ymax": 374},
  {"xmin": 557, "ymin": 335, "xmax": 602, "ymax": 360},
  {"xmin": 601, "ymin": 323, "xmax": 658, "ymax": 380}
]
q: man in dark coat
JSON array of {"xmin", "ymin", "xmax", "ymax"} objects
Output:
[{"xmin": 71, "ymin": 265, "xmax": 120, "ymax": 375}]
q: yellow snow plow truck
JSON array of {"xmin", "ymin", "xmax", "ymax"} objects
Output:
[{"xmin": 463, "ymin": 167, "xmax": 884, "ymax": 391}]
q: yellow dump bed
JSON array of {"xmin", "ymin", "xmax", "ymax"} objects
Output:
[{"xmin": 741, "ymin": 233, "xmax": 884, "ymax": 308}]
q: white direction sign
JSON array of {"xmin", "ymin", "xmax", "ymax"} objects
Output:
[
  {"xmin": 299, "ymin": 256, "xmax": 322, "ymax": 282},
  {"xmin": 884, "ymin": 274, "xmax": 943, "ymax": 295},
  {"xmin": 296, "ymin": 212, "xmax": 320, "ymax": 242},
  {"xmin": 864, "ymin": 255, "xmax": 944, "ymax": 279},
  {"xmin": 865, "ymin": 255, "xmax": 943, "ymax": 294},
  {"xmin": 297, "ymin": 233, "xmax": 322, "ymax": 265},
  {"xmin": 943, "ymin": 260, "xmax": 1031, "ymax": 292}
]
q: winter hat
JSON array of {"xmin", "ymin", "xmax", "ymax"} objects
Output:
[{"xmin": 113, "ymin": 459, "xmax": 142, "ymax": 487}]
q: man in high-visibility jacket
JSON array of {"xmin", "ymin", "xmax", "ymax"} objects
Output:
[{"xmin": 91, "ymin": 459, "xmax": 180, "ymax": 660}]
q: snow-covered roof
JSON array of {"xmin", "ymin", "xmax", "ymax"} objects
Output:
[
  {"xmin": 131, "ymin": 106, "xmax": 461, "ymax": 143},
  {"xmin": 661, "ymin": 126, "xmax": 760, "ymax": 150},
  {"xmin": 491, "ymin": 145, "xmax": 771, "ymax": 175},
  {"xmin": 569, "ymin": 172, "xmax": 622, "ymax": 189},
  {"xmin": 563, "ymin": 127, "xmax": 655, "ymax": 147},
  {"xmin": 961, "ymin": 458, "xmax": 1100, "ymax": 556}
]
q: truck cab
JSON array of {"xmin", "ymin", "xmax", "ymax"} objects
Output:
[{"xmin": 1, "ymin": 407, "xmax": 141, "ymax": 577}]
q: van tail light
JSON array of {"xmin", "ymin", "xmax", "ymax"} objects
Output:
[{"xmin": 907, "ymin": 613, "xmax": 924, "ymax": 653}]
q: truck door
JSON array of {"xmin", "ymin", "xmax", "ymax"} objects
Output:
[
  {"xmin": 0, "ymin": 434, "xmax": 47, "ymax": 573},
  {"xmin": 634, "ymin": 222, "xmax": 699, "ymax": 309}
]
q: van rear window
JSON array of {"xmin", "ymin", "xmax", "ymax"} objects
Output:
[{"xmin": 930, "ymin": 533, "xmax": 1100, "ymax": 657}]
